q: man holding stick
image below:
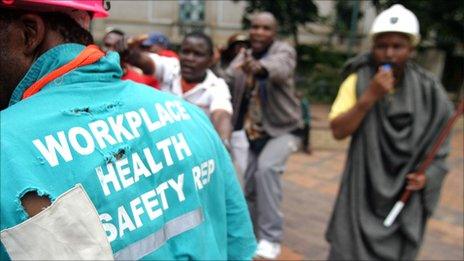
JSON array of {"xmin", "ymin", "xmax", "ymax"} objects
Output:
[{"xmin": 325, "ymin": 4, "xmax": 454, "ymax": 260}]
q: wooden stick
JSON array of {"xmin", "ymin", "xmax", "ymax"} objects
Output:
[{"xmin": 384, "ymin": 99, "xmax": 464, "ymax": 227}]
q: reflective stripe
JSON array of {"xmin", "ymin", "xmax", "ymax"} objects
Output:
[{"xmin": 114, "ymin": 208, "xmax": 204, "ymax": 260}]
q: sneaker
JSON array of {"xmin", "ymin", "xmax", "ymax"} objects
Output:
[{"xmin": 255, "ymin": 239, "xmax": 281, "ymax": 260}]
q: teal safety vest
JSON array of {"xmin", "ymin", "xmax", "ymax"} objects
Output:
[{"xmin": 0, "ymin": 44, "xmax": 256, "ymax": 260}]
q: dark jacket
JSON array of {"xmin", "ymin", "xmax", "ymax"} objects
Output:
[{"xmin": 224, "ymin": 40, "xmax": 303, "ymax": 137}]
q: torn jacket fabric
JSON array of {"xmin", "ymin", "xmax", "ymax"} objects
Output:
[{"xmin": 0, "ymin": 43, "xmax": 256, "ymax": 260}]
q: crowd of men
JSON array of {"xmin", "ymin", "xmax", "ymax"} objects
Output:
[
  {"xmin": 99, "ymin": 12, "xmax": 305, "ymax": 259},
  {"xmin": 0, "ymin": 1, "xmax": 455, "ymax": 260}
]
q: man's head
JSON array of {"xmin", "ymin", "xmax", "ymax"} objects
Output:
[
  {"xmin": 369, "ymin": 4, "xmax": 419, "ymax": 76},
  {"xmin": 141, "ymin": 32, "xmax": 170, "ymax": 54},
  {"xmin": 179, "ymin": 32, "xmax": 214, "ymax": 83},
  {"xmin": 102, "ymin": 29, "xmax": 125, "ymax": 52},
  {"xmin": 227, "ymin": 33, "xmax": 249, "ymax": 57},
  {"xmin": 220, "ymin": 33, "xmax": 249, "ymax": 65},
  {"xmin": 372, "ymin": 32, "xmax": 413, "ymax": 77},
  {"xmin": 0, "ymin": 0, "xmax": 108, "ymax": 110},
  {"xmin": 249, "ymin": 12, "xmax": 277, "ymax": 54}
]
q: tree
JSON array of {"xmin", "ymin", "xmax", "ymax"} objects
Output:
[
  {"xmin": 331, "ymin": 0, "xmax": 364, "ymax": 54},
  {"xmin": 235, "ymin": 0, "xmax": 319, "ymax": 46},
  {"xmin": 333, "ymin": 0, "xmax": 363, "ymax": 39}
]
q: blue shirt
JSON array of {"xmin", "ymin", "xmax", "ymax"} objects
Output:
[{"xmin": 0, "ymin": 44, "xmax": 256, "ymax": 260}]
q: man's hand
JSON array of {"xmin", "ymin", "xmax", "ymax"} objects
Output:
[
  {"xmin": 406, "ymin": 172, "xmax": 427, "ymax": 191},
  {"xmin": 330, "ymin": 66, "xmax": 393, "ymax": 140},
  {"xmin": 127, "ymin": 34, "xmax": 148, "ymax": 49},
  {"xmin": 365, "ymin": 66, "xmax": 394, "ymax": 102},
  {"xmin": 236, "ymin": 49, "xmax": 266, "ymax": 76},
  {"xmin": 242, "ymin": 59, "xmax": 264, "ymax": 75},
  {"xmin": 113, "ymin": 36, "xmax": 128, "ymax": 54},
  {"xmin": 222, "ymin": 138, "xmax": 233, "ymax": 155}
]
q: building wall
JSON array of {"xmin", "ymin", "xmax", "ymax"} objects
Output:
[
  {"xmin": 92, "ymin": 0, "xmax": 376, "ymax": 50},
  {"xmin": 91, "ymin": 1, "xmax": 449, "ymax": 82},
  {"xmin": 92, "ymin": 0, "xmax": 247, "ymax": 47}
]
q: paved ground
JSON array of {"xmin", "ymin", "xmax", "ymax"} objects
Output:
[{"xmin": 274, "ymin": 104, "xmax": 464, "ymax": 260}]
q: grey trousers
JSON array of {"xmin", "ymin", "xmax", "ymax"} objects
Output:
[{"xmin": 244, "ymin": 133, "xmax": 301, "ymax": 243}]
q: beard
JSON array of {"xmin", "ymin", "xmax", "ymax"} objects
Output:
[
  {"xmin": 0, "ymin": 36, "xmax": 12, "ymax": 110},
  {"xmin": 0, "ymin": 31, "xmax": 28, "ymax": 110}
]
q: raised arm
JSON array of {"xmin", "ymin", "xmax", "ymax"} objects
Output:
[
  {"xmin": 210, "ymin": 110, "xmax": 233, "ymax": 150},
  {"xmin": 123, "ymin": 49, "xmax": 156, "ymax": 75},
  {"xmin": 330, "ymin": 67, "xmax": 394, "ymax": 139},
  {"xmin": 209, "ymin": 79, "xmax": 234, "ymax": 150},
  {"xmin": 258, "ymin": 44, "xmax": 296, "ymax": 85}
]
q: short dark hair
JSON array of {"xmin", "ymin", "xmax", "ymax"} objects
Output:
[
  {"xmin": 183, "ymin": 31, "xmax": 214, "ymax": 56},
  {"xmin": 0, "ymin": 9, "xmax": 93, "ymax": 45},
  {"xmin": 0, "ymin": 8, "xmax": 16, "ymax": 23}
]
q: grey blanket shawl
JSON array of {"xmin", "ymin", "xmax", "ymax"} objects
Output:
[{"xmin": 326, "ymin": 54, "xmax": 453, "ymax": 260}]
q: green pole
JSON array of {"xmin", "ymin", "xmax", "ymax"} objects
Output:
[{"xmin": 348, "ymin": 0, "xmax": 360, "ymax": 56}]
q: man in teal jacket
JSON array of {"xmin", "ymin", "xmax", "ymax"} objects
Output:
[{"xmin": 0, "ymin": 1, "xmax": 256, "ymax": 260}]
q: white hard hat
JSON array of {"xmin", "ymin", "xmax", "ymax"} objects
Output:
[{"xmin": 370, "ymin": 4, "xmax": 420, "ymax": 46}]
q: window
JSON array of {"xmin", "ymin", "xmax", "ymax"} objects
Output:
[{"xmin": 179, "ymin": 0, "xmax": 205, "ymax": 33}]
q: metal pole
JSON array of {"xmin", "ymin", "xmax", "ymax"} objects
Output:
[{"xmin": 348, "ymin": 0, "xmax": 360, "ymax": 56}]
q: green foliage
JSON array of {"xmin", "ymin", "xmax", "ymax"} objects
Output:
[
  {"xmin": 333, "ymin": 0, "xmax": 364, "ymax": 37},
  {"xmin": 295, "ymin": 45, "xmax": 349, "ymax": 103},
  {"xmin": 371, "ymin": 0, "xmax": 464, "ymax": 50},
  {"xmin": 234, "ymin": 0, "xmax": 319, "ymax": 44}
]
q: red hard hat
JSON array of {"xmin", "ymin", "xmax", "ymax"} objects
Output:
[{"xmin": 0, "ymin": 0, "xmax": 110, "ymax": 18}]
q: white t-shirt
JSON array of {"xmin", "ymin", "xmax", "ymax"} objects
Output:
[{"xmin": 149, "ymin": 53, "xmax": 233, "ymax": 117}]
